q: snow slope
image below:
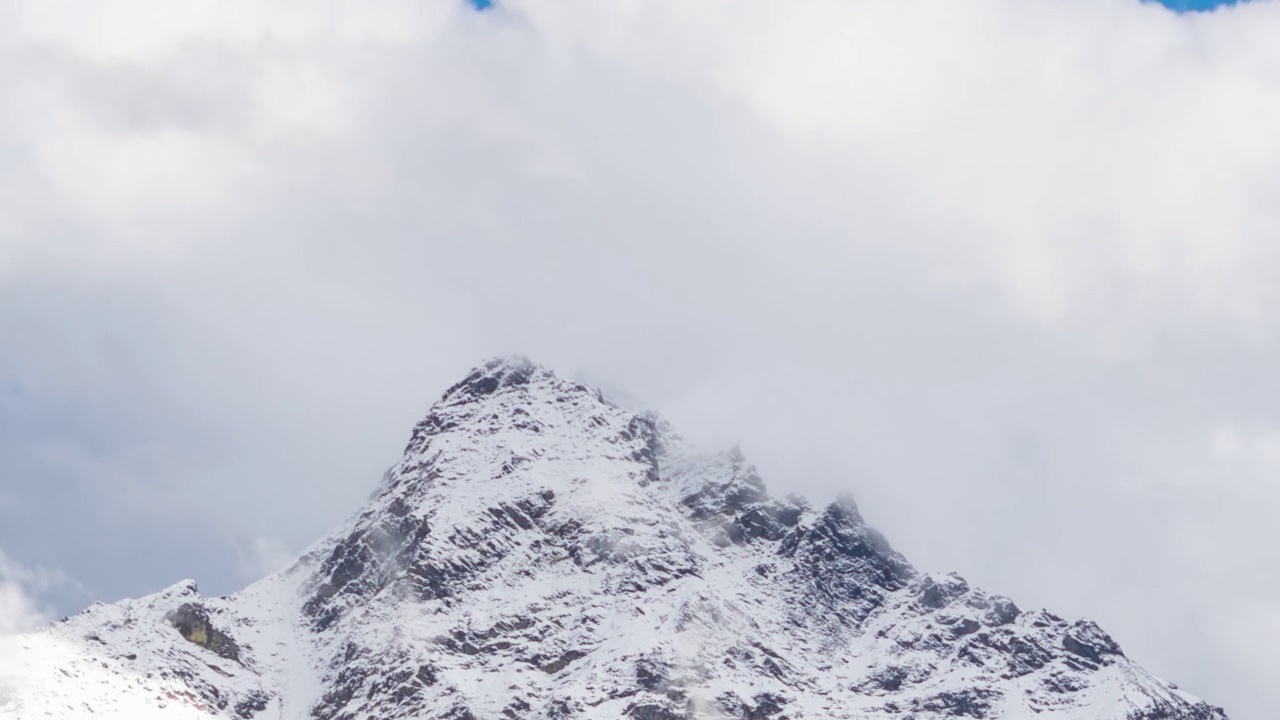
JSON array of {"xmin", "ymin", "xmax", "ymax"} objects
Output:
[{"xmin": 0, "ymin": 357, "xmax": 1231, "ymax": 720}]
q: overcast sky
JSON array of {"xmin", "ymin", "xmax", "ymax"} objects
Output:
[{"xmin": 2, "ymin": 1, "xmax": 1278, "ymax": 718}]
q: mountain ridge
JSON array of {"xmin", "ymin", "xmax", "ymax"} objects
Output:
[{"xmin": 0, "ymin": 356, "xmax": 1230, "ymax": 720}]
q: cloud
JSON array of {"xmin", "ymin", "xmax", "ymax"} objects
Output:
[
  {"xmin": 1, "ymin": 0, "xmax": 1279, "ymax": 717},
  {"xmin": 234, "ymin": 536, "xmax": 298, "ymax": 582},
  {"xmin": 0, "ymin": 550, "xmax": 82, "ymax": 635},
  {"xmin": 0, "ymin": 581, "xmax": 46, "ymax": 637}
]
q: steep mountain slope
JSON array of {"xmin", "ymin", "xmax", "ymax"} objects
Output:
[{"xmin": 0, "ymin": 357, "xmax": 1230, "ymax": 720}]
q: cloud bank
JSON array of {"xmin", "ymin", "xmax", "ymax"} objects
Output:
[
  {"xmin": 0, "ymin": 550, "xmax": 82, "ymax": 635},
  {"xmin": 2, "ymin": 0, "xmax": 1278, "ymax": 717}
]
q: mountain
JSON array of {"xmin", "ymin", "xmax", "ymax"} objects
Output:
[{"xmin": 0, "ymin": 357, "xmax": 1229, "ymax": 720}]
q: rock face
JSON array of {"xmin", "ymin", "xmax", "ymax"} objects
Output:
[
  {"xmin": 166, "ymin": 603, "xmax": 242, "ymax": 662},
  {"xmin": 0, "ymin": 357, "xmax": 1231, "ymax": 720}
]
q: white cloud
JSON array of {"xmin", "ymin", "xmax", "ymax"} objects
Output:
[
  {"xmin": 0, "ymin": 550, "xmax": 81, "ymax": 636},
  {"xmin": 2, "ymin": 0, "xmax": 1279, "ymax": 717},
  {"xmin": 0, "ymin": 582, "xmax": 45, "ymax": 636}
]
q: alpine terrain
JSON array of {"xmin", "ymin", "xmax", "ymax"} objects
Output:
[{"xmin": 0, "ymin": 357, "xmax": 1230, "ymax": 719}]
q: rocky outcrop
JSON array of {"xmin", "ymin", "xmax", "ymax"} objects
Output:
[{"xmin": 166, "ymin": 603, "xmax": 240, "ymax": 662}]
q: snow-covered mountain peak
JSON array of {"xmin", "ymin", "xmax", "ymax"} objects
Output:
[
  {"xmin": 438, "ymin": 355, "xmax": 549, "ymax": 402},
  {"xmin": 0, "ymin": 358, "xmax": 1231, "ymax": 720}
]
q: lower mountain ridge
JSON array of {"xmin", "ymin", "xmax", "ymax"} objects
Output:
[{"xmin": 0, "ymin": 357, "xmax": 1229, "ymax": 720}]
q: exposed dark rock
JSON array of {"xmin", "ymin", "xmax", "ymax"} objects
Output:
[
  {"xmin": 919, "ymin": 574, "xmax": 970, "ymax": 609},
  {"xmin": 625, "ymin": 701, "xmax": 687, "ymax": 720},
  {"xmin": 621, "ymin": 414, "xmax": 664, "ymax": 486},
  {"xmin": 310, "ymin": 644, "xmax": 371, "ymax": 719},
  {"xmin": 951, "ymin": 618, "xmax": 982, "ymax": 637},
  {"xmin": 859, "ymin": 665, "xmax": 910, "ymax": 693},
  {"xmin": 234, "ymin": 690, "xmax": 270, "ymax": 719},
  {"xmin": 165, "ymin": 603, "xmax": 240, "ymax": 662},
  {"xmin": 1062, "ymin": 619, "xmax": 1123, "ymax": 664},
  {"xmin": 1006, "ymin": 635, "xmax": 1055, "ymax": 676},
  {"xmin": 912, "ymin": 687, "xmax": 1000, "ymax": 718},
  {"xmin": 1127, "ymin": 701, "xmax": 1232, "ymax": 720},
  {"xmin": 442, "ymin": 356, "xmax": 539, "ymax": 401},
  {"xmin": 636, "ymin": 657, "xmax": 670, "ymax": 691},
  {"xmin": 303, "ymin": 511, "xmax": 433, "ymax": 631},
  {"xmin": 983, "ymin": 597, "xmax": 1021, "ymax": 626},
  {"xmin": 710, "ymin": 691, "xmax": 791, "ymax": 720},
  {"xmin": 540, "ymin": 649, "xmax": 587, "ymax": 674},
  {"xmin": 310, "ymin": 642, "xmax": 443, "ymax": 720},
  {"xmin": 502, "ymin": 698, "xmax": 531, "ymax": 719},
  {"xmin": 779, "ymin": 498, "xmax": 915, "ymax": 623},
  {"xmin": 1041, "ymin": 672, "xmax": 1086, "ymax": 694},
  {"xmin": 544, "ymin": 698, "xmax": 578, "ymax": 718},
  {"xmin": 745, "ymin": 692, "xmax": 788, "ymax": 719}
]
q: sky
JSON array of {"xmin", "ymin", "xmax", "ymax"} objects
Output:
[
  {"xmin": 0, "ymin": 0, "xmax": 1277, "ymax": 717},
  {"xmin": 1157, "ymin": 0, "xmax": 1247, "ymax": 10}
]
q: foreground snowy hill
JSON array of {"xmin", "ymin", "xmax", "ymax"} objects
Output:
[{"xmin": 0, "ymin": 357, "xmax": 1229, "ymax": 719}]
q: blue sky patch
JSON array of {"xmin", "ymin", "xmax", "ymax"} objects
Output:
[{"xmin": 1154, "ymin": 0, "xmax": 1246, "ymax": 11}]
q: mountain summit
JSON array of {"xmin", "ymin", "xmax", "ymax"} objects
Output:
[{"xmin": 0, "ymin": 357, "xmax": 1229, "ymax": 719}]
